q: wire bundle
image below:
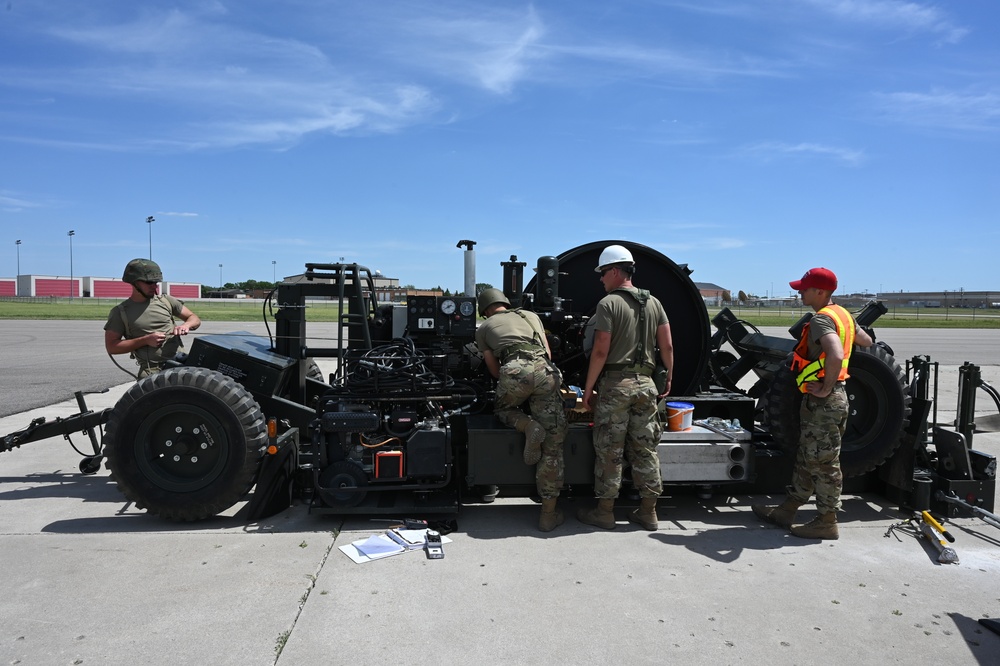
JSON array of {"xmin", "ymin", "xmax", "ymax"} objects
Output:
[{"xmin": 339, "ymin": 338, "xmax": 452, "ymax": 395}]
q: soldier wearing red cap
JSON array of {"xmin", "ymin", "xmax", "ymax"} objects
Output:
[{"xmin": 752, "ymin": 267, "xmax": 873, "ymax": 540}]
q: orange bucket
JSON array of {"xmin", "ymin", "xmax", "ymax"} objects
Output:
[{"xmin": 665, "ymin": 402, "xmax": 694, "ymax": 432}]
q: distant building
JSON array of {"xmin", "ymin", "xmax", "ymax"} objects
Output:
[
  {"xmin": 16, "ymin": 275, "xmax": 81, "ymax": 298},
  {"xmin": 694, "ymin": 281, "xmax": 728, "ymax": 306},
  {"xmin": 283, "ymin": 268, "xmax": 409, "ymax": 303},
  {"xmin": 204, "ymin": 288, "xmax": 247, "ymax": 299},
  {"xmin": 878, "ymin": 290, "xmax": 1000, "ymax": 309},
  {"xmin": 85, "ymin": 277, "xmax": 132, "ymax": 299},
  {"xmin": 7, "ymin": 274, "xmax": 200, "ymax": 299}
]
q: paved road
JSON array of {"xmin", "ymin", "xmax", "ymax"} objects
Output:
[
  {"xmin": 3, "ymin": 321, "xmax": 999, "ymax": 417},
  {"xmin": 0, "ymin": 320, "xmax": 343, "ymax": 417}
]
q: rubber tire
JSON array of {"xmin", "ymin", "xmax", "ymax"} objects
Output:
[
  {"xmin": 766, "ymin": 345, "xmax": 910, "ymax": 478},
  {"xmin": 304, "ymin": 359, "xmax": 325, "ymax": 383},
  {"xmin": 104, "ymin": 367, "xmax": 267, "ymax": 521},
  {"xmin": 79, "ymin": 456, "xmax": 103, "ymax": 475}
]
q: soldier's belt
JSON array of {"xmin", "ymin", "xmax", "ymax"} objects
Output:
[
  {"xmin": 499, "ymin": 345, "xmax": 545, "ymax": 364},
  {"xmin": 603, "ymin": 363, "xmax": 654, "ymax": 376}
]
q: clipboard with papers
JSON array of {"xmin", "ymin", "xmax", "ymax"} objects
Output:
[{"xmin": 338, "ymin": 528, "xmax": 452, "ymax": 564}]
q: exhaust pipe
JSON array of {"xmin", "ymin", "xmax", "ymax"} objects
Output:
[{"xmin": 457, "ymin": 239, "xmax": 476, "ymax": 297}]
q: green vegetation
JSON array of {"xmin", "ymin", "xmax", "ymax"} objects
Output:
[
  {"xmin": 1, "ymin": 298, "xmax": 998, "ymax": 328},
  {"xmin": 0, "ymin": 298, "xmax": 342, "ymax": 322},
  {"xmin": 715, "ymin": 304, "xmax": 1000, "ymax": 329}
]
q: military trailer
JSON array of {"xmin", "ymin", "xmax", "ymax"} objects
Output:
[{"xmin": 3, "ymin": 240, "xmax": 996, "ymax": 523}]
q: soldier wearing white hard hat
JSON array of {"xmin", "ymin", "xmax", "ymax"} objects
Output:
[{"xmin": 578, "ymin": 244, "xmax": 673, "ymax": 532}]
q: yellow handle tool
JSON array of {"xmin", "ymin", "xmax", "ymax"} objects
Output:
[{"xmin": 921, "ymin": 510, "xmax": 955, "ymax": 543}]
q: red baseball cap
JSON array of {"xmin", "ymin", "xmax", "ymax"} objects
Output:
[{"xmin": 789, "ymin": 267, "xmax": 837, "ymax": 291}]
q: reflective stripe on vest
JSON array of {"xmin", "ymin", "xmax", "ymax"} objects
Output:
[{"xmin": 791, "ymin": 304, "xmax": 856, "ymax": 393}]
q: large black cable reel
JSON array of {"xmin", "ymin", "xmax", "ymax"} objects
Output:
[
  {"xmin": 103, "ymin": 366, "xmax": 268, "ymax": 521},
  {"xmin": 765, "ymin": 344, "xmax": 911, "ymax": 478},
  {"xmin": 523, "ymin": 240, "xmax": 712, "ymax": 395}
]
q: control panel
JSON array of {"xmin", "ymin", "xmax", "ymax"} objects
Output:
[{"xmin": 407, "ymin": 295, "xmax": 477, "ymax": 337}]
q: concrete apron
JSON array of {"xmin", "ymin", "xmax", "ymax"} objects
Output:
[{"xmin": 0, "ymin": 365, "xmax": 998, "ymax": 665}]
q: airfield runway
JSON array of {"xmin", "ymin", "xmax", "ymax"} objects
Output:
[{"xmin": 1, "ymin": 321, "xmax": 998, "ymax": 664}]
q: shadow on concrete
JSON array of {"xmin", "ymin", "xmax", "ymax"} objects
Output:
[
  {"xmin": 648, "ymin": 526, "xmax": 805, "ymax": 563},
  {"xmin": 946, "ymin": 612, "xmax": 1000, "ymax": 663},
  {"xmin": 951, "ymin": 521, "xmax": 1000, "ymax": 548},
  {"xmin": 41, "ymin": 513, "xmax": 250, "ymax": 534},
  {"xmin": 38, "ymin": 499, "xmax": 330, "ymax": 535},
  {"xmin": 0, "ymin": 471, "xmax": 121, "ymax": 504}
]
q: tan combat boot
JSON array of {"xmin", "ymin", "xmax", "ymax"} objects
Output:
[
  {"xmin": 751, "ymin": 499, "xmax": 802, "ymax": 529},
  {"xmin": 577, "ymin": 498, "xmax": 616, "ymax": 530},
  {"xmin": 790, "ymin": 512, "xmax": 839, "ymax": 540},
  {"xmin": 514, "ymin": 416, "xmax": 546, "ymax": 465},
  {"xmin": 628, "ymin": 497, "xmax": 659, "ymax": 531},
  {"xmin": 539, "ymin": 497, "xmax": 564, "ymax": 532}
]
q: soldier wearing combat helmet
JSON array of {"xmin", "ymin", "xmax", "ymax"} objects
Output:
[
  {"xmin": 104, "ymin": 258, "xmax": 201, "ymax": 379},
  {"xmin": 475, "ymin": 287, "xmax": 568, "ymax": 532}
]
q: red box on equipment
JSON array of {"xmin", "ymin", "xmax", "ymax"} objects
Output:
[{"xmin": 375, "ymin": 450, "xmax": 403, "ymax": 479}]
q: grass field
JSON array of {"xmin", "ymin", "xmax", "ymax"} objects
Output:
[
  {"xmin": 0, "ymin": 298, "xmax": 343, "ymax": 323},
  {"xmin": 1, "ymin": 298, "xmax": 999, "ymax": 328}
]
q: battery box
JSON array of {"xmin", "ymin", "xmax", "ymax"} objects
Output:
[
  {"xmin": 182, "ymin": 332, "xmax": 296, "ymax": 397},
  {"xmin": 375, "ymin": 450, "xmax": 403, "ymax": 479}
]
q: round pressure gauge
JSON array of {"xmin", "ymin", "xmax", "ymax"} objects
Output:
[
  {"xmin": 460, "ymin": 301, "xmax": 475, "ymax": 317},
  {"xmin": 440, "ymin": 299, "xmax": 456, "ymax": 315},
  {"xmin": 545, "ymin": 267, "xmax": 556, "ymax": 277}
]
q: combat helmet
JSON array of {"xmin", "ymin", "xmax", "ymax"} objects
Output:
[
  {"xmin": 122, "ymin": 258, "xmax": 163, "ymax": 284},
  {"xmin": 477, "ymin": 288, "xmax": 511, "ymax": 317}
]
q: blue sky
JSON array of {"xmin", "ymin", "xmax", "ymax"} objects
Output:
[{"xmin": 1, "ymin": 1, "xmax": 997, "ymax": 298}]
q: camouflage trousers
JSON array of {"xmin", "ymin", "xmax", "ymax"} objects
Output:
[
  {"xmin": 495, "ymin": 356, "xmax": 568, "ymax": 498},
  {"xmin": 591, "ymin": 372, "xmax": 663, "ymax": 499},
  {"xmin": 787, "ymin": 383, "xmax": 848, "ymax": 513}
]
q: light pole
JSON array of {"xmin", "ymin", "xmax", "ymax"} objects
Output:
[
  {"xmin": 68, "ymin": 230, "xmax": 75, "ymax": 300},
  {"xmin": 219, "ymin": 263, "xmax": 223, "ymax": 290},
  {"xmin": 272, "ymin": 260, "xmax": 276, "ymax": 284},
  {"xmin": 146, "ymin": 216, "xmax": 155, "ymax": 259},
  {"xmin": 15, "ymin": 240, "xmax": 21, "ymax": 296}
]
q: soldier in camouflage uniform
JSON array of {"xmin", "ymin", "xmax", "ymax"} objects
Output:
[
  {"xmin": 104, "ymin": 259, "xmax": 201, "ymax": 379},
  {"xmin": 752, "ymin": 268, "xmax": 872, "ymax": 540},
  {"xmin": 475, "ymin": 288, "xmax": 568, "ymax": 532},
  {"xmin": 578, "ymin": 245, "xmax": 673, "ymax": 532}
]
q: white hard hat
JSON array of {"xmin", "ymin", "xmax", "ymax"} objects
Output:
[{"xmin": 595, "ymin": 244, "xmax": 634, "ymax": 272}]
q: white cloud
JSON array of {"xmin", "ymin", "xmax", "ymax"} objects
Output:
[
  {"xmin": 385, "ymin": 5, "xmax": 548, "ymax": 95},
  {"xmin": 802, "ymin": 0, "xmax": 968, "ymax": 43},
  {"xmin": 742, "ymin": 141, "xmax": 866, "ymax": 165},
  {"xmin": 0, "ymin": 192, "xmax": 42, "ymax": 209},
  {"xmin": 3, "ymin": 6, "xmax": 444, "ymax": 150},
  {"xmin": 873, "ymin": 89, "xmax": 1000, "ymax": 133}
]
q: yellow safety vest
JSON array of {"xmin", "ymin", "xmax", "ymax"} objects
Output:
[{"xmin": 790, "ymin": 304, "xmax": 855, "ymax": 393}]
